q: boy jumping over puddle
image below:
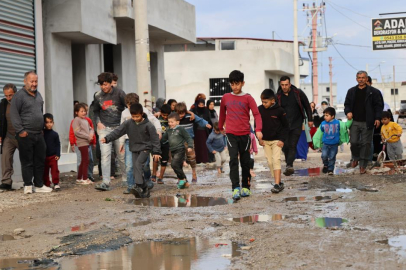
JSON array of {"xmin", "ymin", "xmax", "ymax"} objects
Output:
[{"xmin": 218, "ymin": 70, "xmax": 262, "ymax": 200}]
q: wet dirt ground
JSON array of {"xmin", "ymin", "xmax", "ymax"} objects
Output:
[{"xmin": 1, "ymin": 146, "xmax": 406, "ymax": 269}]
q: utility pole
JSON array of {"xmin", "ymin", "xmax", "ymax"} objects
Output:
[
  {"xmin": 329, "ymin": 57, "xmax": 333, "ymax": 106},
  {"xmin": 134, "ymin": 0, "xmax": 152, "ymax": 103},
  {"xmin": 293, "ymin": 0, "xmax": 300, "ymax": 88},
  {"xmin": 393, "ymin": 65, "xmax": 396, "ymax": 112},
  {"xmin": 303, "ymin": 2, "xmax": 326, "ymax": 104}
]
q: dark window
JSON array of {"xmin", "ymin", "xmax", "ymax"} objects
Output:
[
  {"xmin": 209, "ymin": 78, "xmax": 232, "ymax": 105},
  {"xmin": 220, "ymin": 41, "xmax": 235, "ymax": 50},
  {"xmin": 269, "ymin": 79, "xmax": 275, "ymax": 90},
  {"xmin": 103, "ymin": 44, "xmax": 114, "ymax": 73},
  {"xmin": 326, "ymin": 87, "xmax": 330, "ymax": 93},
  {"xmin": 391, "ymin": 88, "xmax": 398, "ymax": 95}
]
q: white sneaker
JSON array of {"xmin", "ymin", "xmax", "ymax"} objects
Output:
[
  {"xmin": 54, "ymin": 185, "xmax": 61, "ymax": 190},
  {"xmin": 24, "ymin": 186, "xmax": 33, "ymax": 194},
  {"xmin": 80, "ymin": 179, "xmax": 93, "ymax": 185},
  {"xmin": 35, "ymin": 185, "xmax": 53, "ymax": 193},
  {"xmin": 76, "ymin": 179, "xmax": 84, "ymax": 184}
]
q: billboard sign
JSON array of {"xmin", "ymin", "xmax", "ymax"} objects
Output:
[{"xmin": 372, "ymin": 17, "xmax": 406, "ymax": 50}]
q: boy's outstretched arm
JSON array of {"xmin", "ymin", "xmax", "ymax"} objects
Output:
[
  {"xmin": 148, "ymin": 124, "xmax": 162, "ymax": 156},
  {"xmin": 103, "ymin": 121, "xmax": 128, "ymax": 143},
  {"xmin": 218, "ymin": 98, "xmax": 226, "ymax": 132},
  {"xmin": 193, "ymin": 114, "xmax": 209, "ymax": 128}
]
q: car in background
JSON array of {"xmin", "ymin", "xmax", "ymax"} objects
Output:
[
  {"xmin": 335, "ymin": 110, "xmax": 348, "ymax": 122},
  {"xmin": 398, "ymin": 102, "xmax": 406, "ymax": 119}
]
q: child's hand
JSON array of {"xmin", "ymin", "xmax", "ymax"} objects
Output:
[
  {"xmin": 100, "ymin": 137, "xmax": 106, "ymax": 144},
  {"xmin": 398, "ymin": 134, "xmax": 402, "ymax": 137},
  {"xmin": 119, "ymin": 145, "xmax": 125, "ymax": 153},
  {"xmin": 97, "ymin": 122, "xmax": 106, "ymax": 130},
  {"xmin": 92, "ymin": 144, "xmax": 96, "ymax": 150},
  {"xmin": 189, "ymin": 112, "xmax": 195, "ymax": 121},
  {"xmin": 255, "ymin": 131, "xmax": 263, "ymax": 141},
  {"xmin": 255, "ymin": 152, "xmax": 258, "ymax": 155},
  {"xmin": 152, "ymin": 155, "xmax": 161, "ymax": 162},
  {"xmin": 55, "ymin": 156, "xmax": 60, "ymax": 161},
  {"xmin": 206, "ymin": 124, "xmax": 212, "ymax": 129},
  {"xmin": 71, "ymin": 145, "xmax": 75, "ymax": 152},
  {"xmin": 212, "ymin": 150, "xmax": 217, "ymax": 154},
  {"xmin": 187, "ymin": 148, "xmax": 193, "ymax": 153},
  {"xmin": 277, "ymin": 141, "xmax": 284, "ymax": 148},
  {"xmin": 259, "ymin": 140, "xmax": 265, "ymax": 146},
  {"xmin": 157, "ymin": 131, "xmax": 162, "ymax": 140}
]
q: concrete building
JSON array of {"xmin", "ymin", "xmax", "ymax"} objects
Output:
[
  {"xmin": 301, "ymin": 82, "xmax": 337, "ymax": 105},
  {"xmin": 0, "ymin": 0, "xmax": 195, "ymax": 180},
  {"xmin": 164, "ymin": 37, "xmax": 310, "ymax": 107},
  {"xmin": 370, "ymin": 79, "xmax": 406, "ymax": 112}
]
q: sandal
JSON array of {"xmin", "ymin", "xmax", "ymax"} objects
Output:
[{"xmin": 151, "ymin": 175, "xmax": 157, "ymax": 182}]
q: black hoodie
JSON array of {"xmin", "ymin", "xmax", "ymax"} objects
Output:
[{"xmin": 257, "ymin": 103, "xmax": 289, "ymax": 142}]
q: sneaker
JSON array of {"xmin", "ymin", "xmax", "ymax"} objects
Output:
[
  {"xmin": 130, "ymin": 186, "xmax": 143, "ymax": 198},
  {"xmin": 95, "ymin": 182, "xmax": 111, "ymax": 191},
  {"xmin": 283, "ymin": 166, "xmax": 294, "ymax": 176},
  {"xmin": 24, "ymin": 186, "xmax": 33, "ymax": 194},
  {"xmin": 177, "ymin": 180, "xmax": 189, "ymax": 189},
  {"xmin": 76, "ymin": 179, "xmax": 84, "ymax": 184},
  {"xmin": 232, "ymin": 187, "xmax": 241, "ymax": 200},
  {"xmin": 240, "ymin": 188, "xmax": 251, "ymax": 197},
  {"xmin": 271, "ymin": 184, "xmax": 284, "ymax": 194},
  {"xmin": 157, "ymin": 178, "xmax": 164, "ymax": 184},
  {"xmin": 35, "ymin": 185, "xmax": 53, "ymax": 193},
  {"xmin": 54, "ymin": 185, "xmax": 61, "ymax": 191},
  {"xmin": 141, "ymin": 187, "xmax": 150, "ymax": 198},
  {"xmin": 146, "ymin": 180, "xmax": 154, "ymax": 190},
  {"xmin": 80, "ymin": 179, "xmax": 93, "ymax": 185},
  {"xmin": 123, "ymin": 189, "xmax": 131, "ymax": 194},
  {"xmin": 0, "ymin": 183, "xmax": 12, "ymax": 190},
  {"xmin": 328, "ymin": 171, "xmax": 334, "ymax": 176},
  {"xmin": 89, "ymin": 176, "xmax": 95, "ymax": 182},
  {"xmin": 322, "ymin": 166, "xmax": 328, "ymax": 174}
]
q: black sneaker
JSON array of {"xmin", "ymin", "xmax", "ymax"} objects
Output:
[
  {"xmin": 141, "ymin": 187, "xmax": 150, "ymax": 198},
  {"xmin": 328, "ymin": 171, "xmax": 334, "ymax": 176},
  {"xmin": 322, "ymin": 166, "xmax": 328, "ymax": 174},
  {"xmin": 271, "ymin": 184, "xmax": 284, "ymax": 194},
  {"xmin": 283, "ymin": 167, "xmax": 294, "ymax": 176},
  {"xmin": 89, "ymin": 176, "xmax": 95, "ymax": 182},
  {"xmin": 130, "ymin": 186, "xmax": 143, "ymax": 198},
  {"xmin": 0, "ymin": 183, "xmax": 12, "ymax": 190},
  {"xmin": 146, "ymin": 179, "xmax": 154, "ymax": 190}
]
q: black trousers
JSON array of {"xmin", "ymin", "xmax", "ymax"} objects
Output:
[
  {"xmin": 16, "ymin": 133, "xmax": 46, "ymax": 187},
  {"xmin": 226, "ymin": 133, "xmax": 251, "ymax": 190},
  {"xmin": 282, "ymin": 128, "xmax": 302, "ymax": 167},
  {"xmin": 171, "ymin": 148, "xmax": 187, "ymax": 180}
]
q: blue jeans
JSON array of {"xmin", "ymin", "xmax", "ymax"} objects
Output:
[
  {"xmin": 98, "ymin": 127, "xmax": 126, "ymax": 184},
  {"xmin": 143, "ymin": 155, "xmax": 151, "ymax": 181},
  {"xmin": 322, "ymin": 144, "xmax": 338, "ymax": 171},
  {"xmin": 125, "ymin": 140, "xmax": 135, "ymax": 189},
  {"xmin": 75, "ymin": 145, "xmax": 94, "ymax": 178}
]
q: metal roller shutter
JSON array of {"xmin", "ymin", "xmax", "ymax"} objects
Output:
[{"xmin": 0, "ymin": 0, "xmax": 36, "ymax": 98}]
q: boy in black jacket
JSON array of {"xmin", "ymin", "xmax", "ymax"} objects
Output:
[
  {"xmin": 101, "ymin": 104, "xmax": 161, "ymax": 198},
  {"xmin": 257, "ymin": 89, "xmax": 289, "ymax": 193}
]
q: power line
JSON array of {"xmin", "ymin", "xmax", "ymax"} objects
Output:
[
  {"xmin": 334, "ymin": 42, "xmax": 371, "ymax": 48},
  {"xmin": 326, "ymin": 2, "xmax": 371, "ymax": 31},
  {"xmin": 331, "ymin": 42, "xmax": 359, "ymax": 71},
  {"xmin": 325, "ymin": 0, "xmax": 371, "ymax": 18}
]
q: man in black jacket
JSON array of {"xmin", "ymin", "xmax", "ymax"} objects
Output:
[
  {"xmin": 0, "ymin": 84, "xmax": 18, "ymax": 190},
  {"xmin": 344, "ymin": 71, "xmax": 384, "ymax": 174},
  {"xmin": 277, "ymin": 76, "xmax": 313, "ymax": 176}
]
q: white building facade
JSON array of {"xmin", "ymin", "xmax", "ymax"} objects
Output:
[
  {"xmin": 164, "ymin": 37, "xmax": 310, "ymax": 107},
  {"xmin": 370, "ymin": 79, "xmax": 406, "ymax": 112},
  {"xmin": 301, "ymin": 82, "xmax": 337, "ymax": 105}
]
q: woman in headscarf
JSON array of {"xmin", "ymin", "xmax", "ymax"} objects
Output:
[
  {"xmin": 191, "ymin": 99, "xmax": 212, "ymax": 164},
  {"xmin": 154, "ymin": 98, "xmax": 166, "ymax": 113},
  {"xmin": 190, "ymin": 93, "xmax": 207, "ymax": 110}
]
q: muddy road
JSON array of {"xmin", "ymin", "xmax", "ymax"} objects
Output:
[{"xmin": 1, "ymin": 148, "xmax": 406, "ymax": 269}]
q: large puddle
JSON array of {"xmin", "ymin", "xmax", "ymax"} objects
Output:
[
  {"xmin": 0, "ymin": 258, "xmax": 58, "ymax": 270},
  {"xmin": 59, "ymin": 238, "xmax": 241, "ymax": 269},
  {"xmin": 230, "ymin": 214, "xmax": 285, "ymax": 224},
  {"xmin": 129, "ymin": 195, "xmax": 233, "ymax": 207},
  {"xmin": 314, "ymin": 217, "xmax": 348, "ymax": 228},
  {"xmin": 293, "ymin": 167, "xmax": 355, "ymax": 176},
  {"xmin": 387, "ymin": 235, "xmax": 406, "ymax": 258},
  {"xmin": 282, "ymin": 196, "xmax": 332, "ymax": 202}
]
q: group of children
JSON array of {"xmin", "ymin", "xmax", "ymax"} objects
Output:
[{"xmin": 41, "ymin": 69, "xmax": 403, "ymax": 201}]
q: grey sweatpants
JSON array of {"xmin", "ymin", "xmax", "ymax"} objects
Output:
[
  {"xmin": 350, "ymin": 121, "xmax": 373, "ymax": 168},
  {"xmin": 132, "ymin": 151, "xmax": 150, "ymax": 186},
  {"xmin": 387, "ymin": 140, "xmax": 403, "ymax": 160}
]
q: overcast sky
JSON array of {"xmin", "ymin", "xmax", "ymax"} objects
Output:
[{"xmin": 186, "ymin": 0, "xmax": 406, "ymax": 103}]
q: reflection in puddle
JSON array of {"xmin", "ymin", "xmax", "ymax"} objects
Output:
[
  {"xmin": 132, "ymin": 220, "xmax": 151, "ymax": 227},
  {"xmin": 283, "ymin": 196, "xmax": 331, "ymax": 202},
  {"xmin": 336, "ymin": 188, "xmax": 353, "ymax": 193},
  {"xmin": 71, "ymin": 222, "xmax": 97, "ymax": 232},
  {"xmin": 314, "ymin": 217, "xmax": 348, "ymax": 228},
  {"xmin": 60, "ymin": 238, "xmax": 241, "ymax": 270},
  {"xmin": 0, "ymin": 258, "xmax": 58, "ymax": 270},
  {"xmin": 294, "ymin": 168, "xmax": 321, "ymax": 177},
  {"xmin": 388, "ymin": 235, "xmax": 406, "ymax": 258},
  {"xmin": 129, "ymin": 195, "xmax": 233, "ymax": 207},
  {"xmin": 230, "ymin": 214, "xmax": 285, "ymax": 224},
  {"xmin": 0, "ymin": 234, "xmax": 15, "ymax": 241}
]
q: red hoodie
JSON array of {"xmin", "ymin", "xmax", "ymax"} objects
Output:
[
  {"xmin": 69, "ymin": 117, "xmax": 96, "ymax": 146},
  {"xmin": 218, "ymin": 92, "xmax": 262, "ymax": 136}
]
